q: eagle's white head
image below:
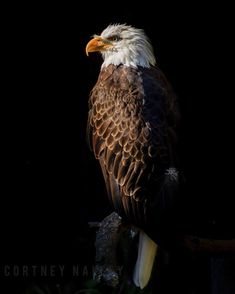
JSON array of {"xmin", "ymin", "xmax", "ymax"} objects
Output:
[{"xmin": 86, "ymin": 24, "xmax": 156, "ymax": 69}]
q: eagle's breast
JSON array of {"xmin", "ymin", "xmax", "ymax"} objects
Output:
[{"xmin": 87, "ymin": 63, "xmax": 178, "ymax": 229}]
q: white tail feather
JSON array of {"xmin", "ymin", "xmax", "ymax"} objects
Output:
[{"xmin": 133, "ymin": 231, "xmax": 158, "ymax": 289}]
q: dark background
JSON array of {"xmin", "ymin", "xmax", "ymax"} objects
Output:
[{"xmin": 1, "ymin": 2, "xmax": 234, "ymax": 293}]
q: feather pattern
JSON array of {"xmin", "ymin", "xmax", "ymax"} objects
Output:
[{"xmin": 87, "ymin": 64, "xmax": 180, "ymax": 228}]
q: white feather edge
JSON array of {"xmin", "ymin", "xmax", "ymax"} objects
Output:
[{"xmin": 133, "ymin": 230, "xmax": 158, "ymax": 289}]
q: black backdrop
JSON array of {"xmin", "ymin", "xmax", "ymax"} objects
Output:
[{"xmin": 1, "ymin": 2, "xmax": 234, "ymax": 292}]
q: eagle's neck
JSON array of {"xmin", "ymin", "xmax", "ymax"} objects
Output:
[{"xmin": 101, "ymin": 45, "xmax": 156, "ymax": 69}]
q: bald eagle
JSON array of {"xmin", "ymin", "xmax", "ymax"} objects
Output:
[{"xmin": 86, "ymin": 24, "xmax": 181, "ymax": 289}]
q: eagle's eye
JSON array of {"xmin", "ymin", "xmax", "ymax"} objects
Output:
[{"xmin": 107, "ymin": 35, "xmax": 122, "ymax": 42}]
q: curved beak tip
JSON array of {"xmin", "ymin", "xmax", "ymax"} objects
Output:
[{"xmin": 85, "ymin": 38, "xmax": 99, "ymax": 57}]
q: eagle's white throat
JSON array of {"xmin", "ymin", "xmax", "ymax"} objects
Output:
[{"xmin": 100, "ymin": 24, "xmax": 156, "ymax": 69}]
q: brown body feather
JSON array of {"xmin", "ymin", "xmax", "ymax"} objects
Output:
[{"xmin": 87, "ymin": 64, "xmax": 180, "ymax": 238}]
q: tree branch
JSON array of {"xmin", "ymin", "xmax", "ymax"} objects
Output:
[{"xmin": 182, "ymin": 235, "xmax": 235, "ymax": 253}]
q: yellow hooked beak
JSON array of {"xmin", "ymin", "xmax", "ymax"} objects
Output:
[{"xmin": 85, "ymin": 36, "xmax": 113, "ymax": 56}]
